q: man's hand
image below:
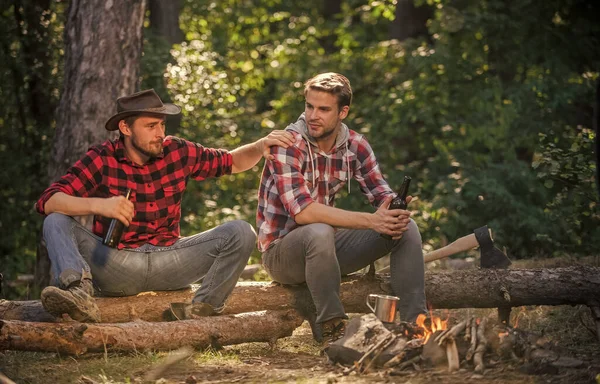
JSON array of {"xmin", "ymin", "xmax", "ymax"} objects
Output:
[
  {"xmin": 258, "ymin": 130, "xmax": 295, "ymax": 160},
  {"xmin": 96, "ymin": 195, "xmax": 135, "ymax": 226},
  {"xmin": 372, "ymin": 195, "xmax": 412, "ymax": 239}
]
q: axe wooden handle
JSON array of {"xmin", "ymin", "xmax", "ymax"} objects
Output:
[{"xmin": 423, "ymin": 233, "xmax": 479, "ymax": 263}]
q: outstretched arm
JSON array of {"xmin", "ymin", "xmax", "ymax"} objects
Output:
[{"xmin": 231, "ymin": 130, "xmax": 294, "ymax": 173}]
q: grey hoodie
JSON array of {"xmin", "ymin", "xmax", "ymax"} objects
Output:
[{"xmin": 285, "ymin": 113, "xmax": 352, "ymax": 194}]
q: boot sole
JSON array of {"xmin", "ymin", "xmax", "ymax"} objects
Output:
[{"xmin": 41, "ymin": 287, "xmax": 100, "ymax": 322}]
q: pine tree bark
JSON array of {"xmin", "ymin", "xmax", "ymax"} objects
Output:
[
  {"xmin": 48, "ymin": 0, "xmax": 146, "ymax": 182},
  {"xmin": 3, "ymin": 267, "xmax": 599, "ymax": 323},
  {"xmin": 0, "ymin": 310, "xmax": 303, "ymax": 355}
]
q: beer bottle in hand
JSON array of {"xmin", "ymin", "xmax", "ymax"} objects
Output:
[
  {"xmin": 103, "ymin": 188, "xmax": 132, "ymax": 248},
  {"xmin": 381, "ymin": 176, "xmax": 411, "ymax": 240}
]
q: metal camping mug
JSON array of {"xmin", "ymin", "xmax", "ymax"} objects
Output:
[{"xmin": 366, "ymin": 294, "xmax": 400, "ymax": 323}]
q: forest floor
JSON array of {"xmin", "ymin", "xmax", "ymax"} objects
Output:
[{"xmin": 1, "ymin": 258, "xmax": 599, "ymax": 384}]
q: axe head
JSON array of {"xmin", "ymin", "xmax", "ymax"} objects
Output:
[{"xmin": 474, "ymin": 226, "xmax": 512, "ymax": 269}]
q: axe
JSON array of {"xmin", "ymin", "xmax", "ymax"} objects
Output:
[
  {"xmin": 423, "ymin": 225, "xmax": 511, "ymax": 268},
  {"xmin": 378, "ymin": 225, "xmax": 511, "ymax": 273}
]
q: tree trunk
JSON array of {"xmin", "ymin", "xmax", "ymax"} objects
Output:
[
  {"xmin": 48, "ymin": 0, "xmax": 146, "ymax": 182},
  {"xmin": 148, "ymin": 0, "xmax": 184, "ymax": 45},
  {"xmin": 389, "ymin": 0, "xmax": 432, "ymax": 41},
  {"xmin": 319, "ymin": 0, "xmax": 342, "ymax": 53},
  {"xmin": 0, "ymin": 310, "xmax": 303, "ymax": 355},
  {"xmin": 2, "ymin": 267, "xmax": 598, "ymax": 323}
]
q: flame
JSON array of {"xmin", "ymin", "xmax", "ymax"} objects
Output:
[{"xmin": 415, "ymin": 313, "xmax": 448, "ymax": 343}]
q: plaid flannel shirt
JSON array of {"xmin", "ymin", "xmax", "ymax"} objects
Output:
[
  {"xmin": 36, "ymin": 136, "xmax": 232, "ymax": 249},
  {"xmin": 256, "ymin": 128, "xmax": 393, "ymax": 252}
]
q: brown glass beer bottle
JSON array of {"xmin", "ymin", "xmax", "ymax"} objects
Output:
[
  {"xmin": 103, "ymin": 188, "xmax": 132, "ymax": 248},
  {"xmin": 381, "ymin": 176, "xmax": 411, "ymax": 240}
]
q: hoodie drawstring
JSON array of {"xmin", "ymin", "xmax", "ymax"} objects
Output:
[
  {"xmin": 346, "ymin": 141, "xmax": 351, "ymax": 193},
  {"xmin": 308, "ymin": 143, "xmax": 316, "ymax": 187}
]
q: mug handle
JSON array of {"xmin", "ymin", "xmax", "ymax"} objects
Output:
[{"xmin": 366, "ymin": 294, "xmax": 377, "ymax": 313}]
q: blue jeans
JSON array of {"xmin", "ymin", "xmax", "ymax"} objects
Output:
[
  {"xmin": 43, "ymin": 213, "xmax": 255, "ymax": 311},
  {"xmin": 262, "ymin": 220, "xmax": 427, "ymax": 323}
]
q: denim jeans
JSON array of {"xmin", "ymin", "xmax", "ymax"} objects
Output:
[
  {"xmin": 262, "ymin": 219, "xmax": 427, "ymax": 323},
  {"xmin": 43, "ymin": 213, "xmax": 255, "ymax": 311}
]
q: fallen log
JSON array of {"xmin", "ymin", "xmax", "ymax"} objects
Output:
[
  {"xmin": 0, "ymin": 309, "xmax": 303, "ymax": 355},
  {"xmin": 1, "ymin": 266, "xmax": 599, "ymax": 323}
]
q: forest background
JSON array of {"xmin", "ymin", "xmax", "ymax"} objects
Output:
[{"xmin": 0, "ymin": 0, "xmax": 598, "ymax": 300}]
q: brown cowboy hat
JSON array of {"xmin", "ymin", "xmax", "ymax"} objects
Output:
[{"xmin": 105, "ymin": 89, "xmax": 181, "ymax": 131}]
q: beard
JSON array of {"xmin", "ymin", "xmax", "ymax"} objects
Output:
[
  {"xmin": 131, "ymin": 135, "xmax": 163, "ymax": 158},
  {"xmin": 308, "ymin": 121, "xmax": 338, "ymax": 141}
]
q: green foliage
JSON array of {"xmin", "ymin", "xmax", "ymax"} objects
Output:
[
  {"xmin": 159, "ymin": 0, "xmax": 599, "ymax": 260},
  {"xmin": 533, "ymin": 127, "xmax": 599, "ymax": 254},
  {"xmin": 1, "ymin": 0, "xmax": 599, "ymax": 290},
  {"xmin": 0, "ymin": 2, "xmax": 64, "ymax": 295}
]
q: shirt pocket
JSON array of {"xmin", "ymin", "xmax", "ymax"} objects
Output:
[
  {"xmin": 329, "ymin": 162, "xmax": 350, "ymax": 195},
  {"xmin": 107, "ymin": 184, "xmax": 130, "ymax": 198}
]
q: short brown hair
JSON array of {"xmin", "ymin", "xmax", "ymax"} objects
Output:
[{"xmin": 304, "ymin": 72, "xmax": 352, "ymax": 110}]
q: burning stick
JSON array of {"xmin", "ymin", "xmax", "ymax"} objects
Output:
[
  {"xmin": 473, "ymin": 317, "xmax": 488, "ymax": 373},
  {"xmin": 435, "ymin": 319, "xmax": 467, "ymax": 345}
]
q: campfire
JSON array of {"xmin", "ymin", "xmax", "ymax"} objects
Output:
[
  {"xmin": 324, "ymin": 311, "xmax": 584, "ymax": 377},
  {"xmin": 415, "ymin": 312, "xmax": 448, "ymax": 343}
]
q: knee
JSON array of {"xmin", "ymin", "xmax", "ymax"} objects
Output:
[
  {"xmin": 394, "ymin": 219, "xmax": 422, "ymax": 248},
  {"xmin": 223, "ymin": 220, "xmax": 256, "ymax": 251},
  {"xmin": 43, "ymin": 213, "xmax": 73, "ymax": 239},
  {"xmin": 405, "ymin": 219, "xmax": 422, "ymax": 243},
  {"xmin": 301, "ymin": 223, "xmax": 335, "ymax": 253}
]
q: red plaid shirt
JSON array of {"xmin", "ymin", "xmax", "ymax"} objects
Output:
[
  {"xmin": 36, "ymin": 136, "xmax": 232, "ymax": 249},
  {"xmin": 256, "ymin": 126, "xmax": 393, "ymax": 252}
]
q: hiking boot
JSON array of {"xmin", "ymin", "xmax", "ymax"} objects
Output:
[
  {"xmin": 320, "ymin": 317, "xmax": 347, "ymax": 346},
  {"xmin": 169, "ymin": 302, "xmax": 219, "ymax": 320},
  {"xmin": 41, "ymin": 279, "xmax": 101, "ymax": 322}
]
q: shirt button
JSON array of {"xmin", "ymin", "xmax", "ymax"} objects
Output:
[{"xmin": 150, "ymin": 203, "xmax": 154, "ymax": 207}]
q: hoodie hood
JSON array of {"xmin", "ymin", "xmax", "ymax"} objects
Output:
[
  {"xmin": 285, "ymin": 113, "xmax": 350, "ymax": 151},
  {"xmin": 285, "ymin": 113, "xmax": 352, "ymax": 193}
]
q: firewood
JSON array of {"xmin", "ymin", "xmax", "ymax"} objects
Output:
[
  {"xmin": 464, "ymin": 316, "xmax": 473, "ymax": 342},
  {"xmin": 445, "ymin": 338, "xmax": 460, "ymax": 372},
  {"xmin": 382, "ymin": 350, "xmax": 406, "ymax": 368},
  {"xmin": 473, "ymin": 317, "xmax": 488, "ymax": 373},
  {"xmin": 466, "ymin": 317, "xmax": 478, "ymax": 361},
  {"xmin": 325, "ymin": 314, "xmax": 406, "ymax": 368},
  {"xmin": 0, "ymin": 310, "xmax": 303, "ymax": 355},
  {"xmin": 361, "ymin": 334, "xmax": 398, "ymax": 373},
  {"xmin": 2, "ymin": 266, "xmax": 599, "ymax": 323},
  {"xmin": 435, "ymin": 319, "xmax": 467, "ymax": 345}
]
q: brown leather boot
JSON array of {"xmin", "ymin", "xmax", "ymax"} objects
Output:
[
  {"xmin": 169, "ymin": 302, "xmax": 218, "ymax": 320},
  {"xmin": 41, "ymin": 279, "xmax": 101, "ymax": 322},
  {"xmin": 320, "ymin": 317, "xmax": 347, "ymax": 346}
]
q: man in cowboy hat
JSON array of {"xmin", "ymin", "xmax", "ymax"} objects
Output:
[{"xmin": 36, "ymin": 89, "xmax": 294, "ymax": 322}]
